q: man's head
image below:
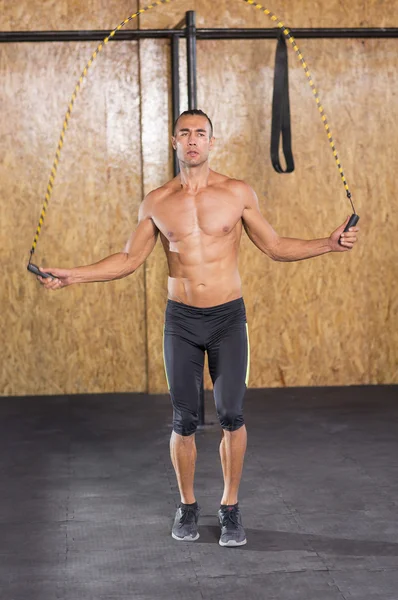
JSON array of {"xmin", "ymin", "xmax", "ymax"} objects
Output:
[{"xmin": 172, "ymin": 109, "xmax": 215, "ymax": 168}]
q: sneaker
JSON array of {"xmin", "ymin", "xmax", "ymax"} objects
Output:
[
  {"xmin": 218, "ymin": 504, "xmax": 247, "ymax": 547},
  {"xmin": 171, "ymin": 504, "xmax": 200, "ymax": 541}
]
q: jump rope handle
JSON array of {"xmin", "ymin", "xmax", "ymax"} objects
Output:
[
  {"xmin": 339, "ymin": 213, "xmax": 360, "ymax": 246},
  {"xmin": 343, "ymin": 213, "xmax": 360, "ymax": 232},
  {"xmin": 27, "ymin": 263, "xmax": 57, "ymax": 279}
]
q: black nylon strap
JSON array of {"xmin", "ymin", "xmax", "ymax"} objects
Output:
[{"xmin": 270, "ymin": 30, "xmax": 295, "ymax": 173}]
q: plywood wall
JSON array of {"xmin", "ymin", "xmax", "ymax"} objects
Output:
[{"xmin": 1, "ymin": 0, "xmax": 397, "ymax": 396}]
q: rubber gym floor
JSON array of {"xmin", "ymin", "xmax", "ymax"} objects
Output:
[{"xmin": 1, "ymin": 385, "xmax": 397, "ymax": 600}]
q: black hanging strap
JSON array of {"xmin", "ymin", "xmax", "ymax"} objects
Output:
[{"xmin": 270, "ymin": 30, "xmax": 295, "ymax": 173}]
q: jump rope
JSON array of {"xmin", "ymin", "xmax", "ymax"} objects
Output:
[{"xmin": 27, "ymin": 0, "xmax": 359, "ymax": 279}]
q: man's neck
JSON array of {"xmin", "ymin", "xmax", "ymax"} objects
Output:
[{"xmin": 179, "ymin": 162, "xmax": 211, "ymax": 193}]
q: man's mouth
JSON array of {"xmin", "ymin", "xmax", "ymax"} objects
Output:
[{"xmin": 187, "ymin": 151, "xmax": 198, "ymax": 156}]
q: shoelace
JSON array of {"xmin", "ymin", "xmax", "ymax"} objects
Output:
[
  {"xmin": 178, "ymin": 507, "xmax": 197, "ymax": 526},
  {"xmin": 221, "ymin": 509, "xmax": 240, "ymax": 529}
]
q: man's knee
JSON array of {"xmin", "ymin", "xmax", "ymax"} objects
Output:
[
  {"xmin": 217, "ymin": 407, "xmax": 245, "ymax": 432},
  {"xmin": 173, "ymin": 409, "xmax": 199, "ymax": 436}
]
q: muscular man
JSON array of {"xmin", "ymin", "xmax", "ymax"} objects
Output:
[{"xmin": 38, "ymin": 109, "xmax": 359, "ymax": 547}]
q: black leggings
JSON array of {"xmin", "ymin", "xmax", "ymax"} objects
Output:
[{"xmin": 163, "ymin": 297, "xmax": 250, "ymax": 436}]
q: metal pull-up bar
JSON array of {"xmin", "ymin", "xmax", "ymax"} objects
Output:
[{"xmin": 1, "ymin": 26, "xmax": 397, "ymax": 42}]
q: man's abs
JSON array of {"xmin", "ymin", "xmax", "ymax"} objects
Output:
[{"xmin": 167, "ymin": 268, "xmax": 243, "ymax": 308}]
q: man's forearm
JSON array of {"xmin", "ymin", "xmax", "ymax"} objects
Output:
[
  {"xmin": 70, "ymin": 252, "xmax": 135, "ymax": 284},
  {"xmin": 271, "ymin": 237, "xmax": 332, "ymax": 262}
]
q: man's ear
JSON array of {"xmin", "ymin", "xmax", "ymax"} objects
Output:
[
  {"xmin": 171, "ymin": 136, "xmax": 177, "ymax": 150},
  {"xmin": 209, "ymin": 136, "xmax": 215, "ymax": 151}
]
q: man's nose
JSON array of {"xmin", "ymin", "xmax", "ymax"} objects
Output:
[{"xmin": 188, "ymin": 137, "xmax": 196, "ymax": 145}]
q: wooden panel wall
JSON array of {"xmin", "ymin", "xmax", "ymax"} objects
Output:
[
  {"xmin": 196, "ymin": 36, "xmax": 398, "ymax": 389},
  {"xmin": 0, "ymin": 36, "xmax": 147, "ymax": 395},
  {"xmin": 1, "ymin": 0, "xmax": 397, "ymax": 396}
]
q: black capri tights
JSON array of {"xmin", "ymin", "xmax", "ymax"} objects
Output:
[{"xmin": 163, "ymin": 297, "xmax": 250, "ymax": 436}]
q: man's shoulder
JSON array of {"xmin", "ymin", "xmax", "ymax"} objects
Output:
[
  {"xmin": 216, "ymin": 176, "xmax": 259, "ymax": 212},
  {"xmin": 145, "ymin": 181, "xmax": 176, "ymax": 201},
  {"xmin": 141, "ymin": 179, "xmax": 179, "ymax": 213},
  {"xmin": 216, "ymin": 175, "xmax": 253, "ymax": 200},
  {"xmin": 210, "ymin": 171, "xmax": 251, "ymax": 192}
]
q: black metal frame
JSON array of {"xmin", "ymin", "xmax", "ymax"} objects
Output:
[
  {"xmin": 2, "ymin": 26, "xmax": 397, "ymax": 42},
  {"xmin": 3, "ymin": 13, "xmax": 397, "ymax": 424}
]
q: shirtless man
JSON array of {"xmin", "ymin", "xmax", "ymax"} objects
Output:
[{"xmin": 38, "ymin": 109, "xmax": 359, "ymax": 547}]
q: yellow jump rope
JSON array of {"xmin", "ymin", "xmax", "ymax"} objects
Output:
[{"xmin": 27, "ymin": 0, "xmax": 359, "ymax": 278}]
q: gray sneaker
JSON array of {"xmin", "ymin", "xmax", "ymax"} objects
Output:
[
  {"xmin": 171, "ymin": 504, "xmax": 200, "ymax": 541},
  {"xmin": 218, "ymin": 504, "xmax": 247, "ymax": 547}
]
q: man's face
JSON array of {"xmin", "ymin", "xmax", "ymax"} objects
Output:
[{"xmin": 172, "ymin": 115, "xmax": 214, "ymax": 167}]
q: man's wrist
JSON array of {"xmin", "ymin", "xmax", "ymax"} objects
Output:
[
  {"xmin": 69, "ymin": 267, "xmax": 83, "ymax": 284},
  {"xmin": 325, "ymin": 236, "xmax": 336, "ymax": 253}
]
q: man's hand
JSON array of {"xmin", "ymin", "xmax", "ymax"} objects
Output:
[
  {"xmin": 37, "ymin": 267, "xmax": 73, "ymax": 291},
  {"xmin": 329, "ymin": 216, "xmax": 360, "ymax": 252}
]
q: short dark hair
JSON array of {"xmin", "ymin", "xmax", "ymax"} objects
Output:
[{"xmin": 173, "ymin": 109, "xmax": 214, "ymax": 137}]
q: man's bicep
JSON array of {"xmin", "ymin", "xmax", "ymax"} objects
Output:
[
  {"xmin": 241, "ymin": 188, "xmax": 279, "ymax": 256},
  {"xmin": 123, "ymin": 217, "xmax": 159, "ymax": 266}
]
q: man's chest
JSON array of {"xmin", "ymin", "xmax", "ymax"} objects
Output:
[{"xmin": 152, "ymin": 191, "xmax": 243, "ymax": 241}]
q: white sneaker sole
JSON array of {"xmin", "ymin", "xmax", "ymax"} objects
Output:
[
  {"xmin": 219, "ymin": 538, "xmax": 247, "ymax": 547},
  {"xmin": 172, "ymin": 531, "xmax": 200, "ymax": 542}
]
